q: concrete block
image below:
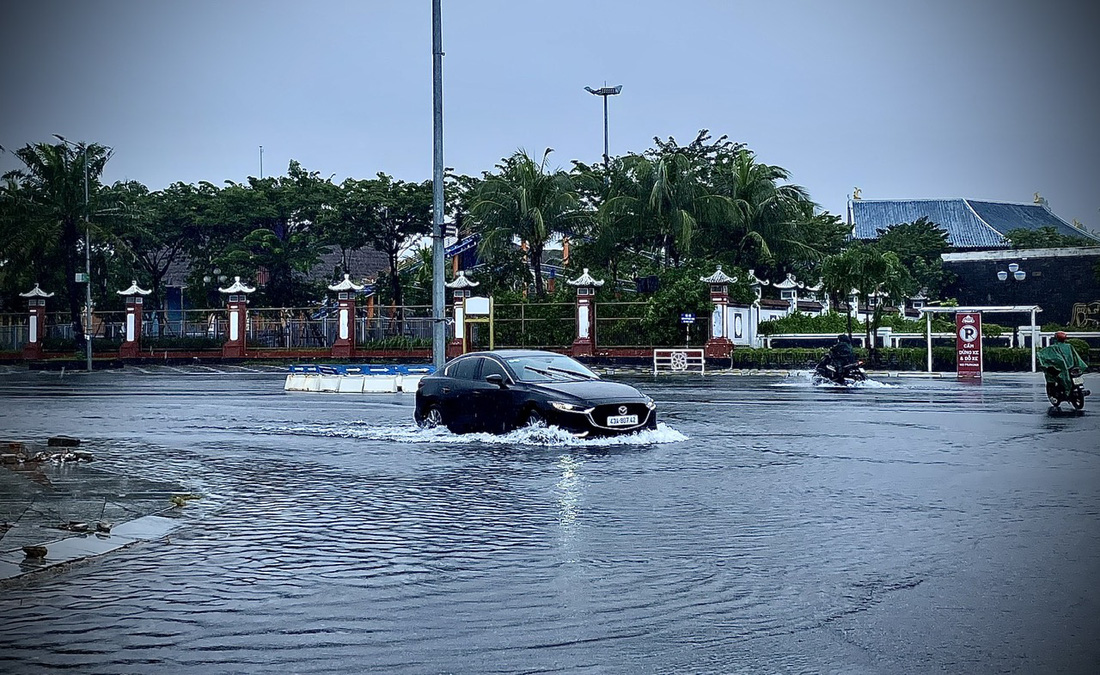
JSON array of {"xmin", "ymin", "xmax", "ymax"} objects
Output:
[
  {"xmin": 362, "ymin": 376, "xmax": 398, "ymax": 393},
  {"xmin": 337, "ymin": 376, "xmax": 364, "ymax": 393},
  {"xmin": 399, "ymin": 375, "xmax": 424, "ymax": 392}
]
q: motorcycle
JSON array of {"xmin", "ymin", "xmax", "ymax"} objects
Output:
[
  {"xmin": 814, "ymin": 357, "xmax": 867, "ymax": 386},
  {"xmin": 1046, "ymin": 366, "xmax": 1090, "ymax": 410}
]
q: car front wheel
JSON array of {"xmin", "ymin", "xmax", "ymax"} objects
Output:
[
  {"xmin": 417, "ymin": 405, "xmax": 444, "ymax": 429},
  {"xmin": 523, "ymin": 408, "xmax": 545, "ymax": 428}
]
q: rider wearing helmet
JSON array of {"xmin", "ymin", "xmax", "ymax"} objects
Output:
[
  {"xmin": 1037, "ymin": 331, "xmax": 1088, "ymax": 400},
  {"xmin": 829, "ymin": 333, "xmax": 857, "ymax": 368}
]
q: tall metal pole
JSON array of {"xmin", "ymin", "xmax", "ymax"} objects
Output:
[
  {"xmin": 82, "ymin": 145, "xmax": 92, "ymax": 372},
  {"xmin": 259, "ymin": 145, "xmax": 264, "ymax": 179},
  {"xmin": 431, "ymin": 0, "xmax": 446, "ymax": 368},
  {"xmin": 602, "ymin": 94, "xmax": 610, "ymax": 172}
]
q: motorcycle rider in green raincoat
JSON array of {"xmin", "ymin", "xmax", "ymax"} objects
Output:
[{"xmin": 1037, "ymin": 331, "xmax": 1088, "ymax": 398}]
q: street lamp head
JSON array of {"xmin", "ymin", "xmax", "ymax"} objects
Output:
[{"xmin": 585, "ymin": 85, "xmax": 623, "ymax": 96}]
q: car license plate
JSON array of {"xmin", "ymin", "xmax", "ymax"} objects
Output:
[
  {"xmin": 1073, "ymin": 376, "xmax": 1084, "ymax": 385},
  {"xmin": 606, "ymin": 414, "xmax": 638, "ymax": 426}
]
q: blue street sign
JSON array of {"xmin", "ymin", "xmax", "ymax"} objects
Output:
[{"xmin": 680, "ymin": 313, "xmax": 695, "ymax": 324}]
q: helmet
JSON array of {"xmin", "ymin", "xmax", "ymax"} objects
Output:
[
  {"xmin": 837, "ymin": 334, "xmax": 851, "ymax": 344},
  {"xmin": 1055, "ymin": 331, "xmax": 1068, "ymax": 342}
]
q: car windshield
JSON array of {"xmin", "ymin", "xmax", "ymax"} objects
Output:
[{"xmin": 506, "ymin": 354, "xmax": 598, "ymax": 382}]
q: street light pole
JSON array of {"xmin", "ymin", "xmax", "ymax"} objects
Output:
[
  {"xmin": 55, "ymin": 134, "xmax": 94, "ymax": 371},
  {"xmin": 431, "ymin": 0, "xmax": 446, "ymax": 369},
  {"xmin": 82, "ymin": 144, "xmax": 91, "ymax": 372},
  {"xmin": 584, "ymin": 85, "xmax": 622, "ymax": 172}
]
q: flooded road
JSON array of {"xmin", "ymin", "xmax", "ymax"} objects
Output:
[{"xmin": 1, "ymin": 367, "xmax": 1099, "ymax": 673}]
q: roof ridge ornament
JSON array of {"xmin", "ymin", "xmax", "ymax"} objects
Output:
[
  {"xmin": 772, "ymin": 272, "xmax": 803, "ymax": 290},
  {"xmin": 700, "ymin": 265, "xmax": 737, "ymax": 284},
  {"xmin": 567, "ymin": 268, "xmax": 605, "ymax": 287},
  {"xmin": 746, "ymin": 269, "xmax": 769, "ymax": 286},
  {"xmin": 116, "ymin": 280, "xmax": 152, "ymax": 296},
  {"xmin": 20, "ymin": 283, "xmax": 55, "ymax": 298},
  {"xmin": 218, "ymin": 276, "xmax": 256, "ymax": 294},
  {"xmin": 445, "ymin": 270, "xmax": 480, "ymax": 289},
  {"xmin": 328, "ymin": 273, "xmax": 365, "ymax": 292}
]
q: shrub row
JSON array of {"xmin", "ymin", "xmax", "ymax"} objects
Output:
[{"xmin": 726, "ymin": 347, "xmax": 1077, "ymax": 372}]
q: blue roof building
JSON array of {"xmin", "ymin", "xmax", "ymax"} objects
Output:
[{"xmin": 847, "ymin": 198, "xmax": 1098, "ymax": 249}]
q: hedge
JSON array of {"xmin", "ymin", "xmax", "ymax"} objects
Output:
[{"xmin": 727, "ymin": 347, "xmax": 1056, "ymax": 372}]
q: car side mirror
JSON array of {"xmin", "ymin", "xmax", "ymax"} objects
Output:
[{"xmin": 485, "ymin": 373, "xmax": 507, "ymax": 388}]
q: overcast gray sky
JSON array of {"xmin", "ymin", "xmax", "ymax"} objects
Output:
[{"xmin": 2, "ymin": 0, "xmax": 1098, "ymax": 228}]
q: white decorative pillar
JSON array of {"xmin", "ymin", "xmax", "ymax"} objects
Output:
[
  {"xmin": 328, "ymin": 274, "xmax": 365, "ymax": 358},
  {"xmin": 567, "ymin": 268, "xmax": 604, "ymax": 357},
  {"xmin": 700, "ymin": 266, "xmax": 737, "ymax": 358},
  {"xmin": 117, "ymin": 280, "xmax": 152, "ymax": 358},
  {"xmin": 218, "ymin": 276, "xmax": 256, "ymax": 358},
  {"xmin": 774, "ymin": 273, "xmax": 802, "ymax": 316},
  {"xmin": 20, "ymin": 284, "xmax": 54, "ymax": 360},
  {"xmin": 444, "ymin": 271, "xmax": 478, "ymax": 358},
  {"xmin": 747, "ymin": 270, "xmax": 769, "ymax": 348}
]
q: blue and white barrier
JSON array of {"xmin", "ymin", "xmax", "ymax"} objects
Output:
[{"xmin": 284, "ymin": 364, "xmax": 435, "ymax": 394}]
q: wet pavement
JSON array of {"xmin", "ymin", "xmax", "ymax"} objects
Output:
[{"xmin": 0, "ymin": 365, "xmax": 1098, "ymax": 674}]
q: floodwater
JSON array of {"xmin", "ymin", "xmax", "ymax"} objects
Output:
[{"xmin": 1, "ymin": 366, "xmax": 1098, "ymax": 674}]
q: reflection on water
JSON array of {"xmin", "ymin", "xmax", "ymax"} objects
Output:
[{"xmin": 0, "ymin": 371, "xmax": 1098, "ymax": 673}]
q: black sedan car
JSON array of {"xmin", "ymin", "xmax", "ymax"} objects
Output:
[{"xmin": 414, "ymin": 350, "xmax": 657, "ymax": 437}]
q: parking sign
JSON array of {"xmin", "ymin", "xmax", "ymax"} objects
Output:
[{"xmin": 956, "ymin": 312, "xmax": 982, "ymax": 379}]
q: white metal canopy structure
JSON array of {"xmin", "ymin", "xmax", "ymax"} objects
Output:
[{"xmin": 918, "ymin": 305, "xmax": 1042, "ymax": 373}]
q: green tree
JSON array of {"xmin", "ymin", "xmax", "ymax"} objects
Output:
[
  {"xmin": 875, "ymin": 216, "xmax": 953, "ymax": 297},
  {"xmin": 359, "ymin": 174, "xmax": 433, "ymax": 311},
  {"xmin": 1004, "ymin": 226, "xmax": 1092, "ymax": 249},
  {"xmin": 471, "ymin": 149, "xmax": 583, "ymax": 297},
  {"xmin": 821, "ymin": 244, "xmax": 913, "ymax": 359},
  {"xmin": 0, "ymin": 141, "xmax": 112, "ymax": 343},
  {"xmin": 709, "ymin": 147, "xmax": 816, "ymax": 272},
  {"xmin": 101, "ymin": 181, "xmax": 203, "ymax": 329},
  {"xmin": 614, "ymin": 132, "xmax": 734, "ymax": 267},
  {"xmin": 211, "ymin": 161, "xmax": 337, "ymax": 306}
]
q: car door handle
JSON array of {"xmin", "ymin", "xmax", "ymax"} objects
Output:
[{"xmin": 442, "ymin": 387, "xmax": 450, "ymax": 394}]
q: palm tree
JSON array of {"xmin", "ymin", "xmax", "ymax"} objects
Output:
[
  {"xmin": 470, "ymin": 149, "xmax": 583, "ymax": 297},
  {"xmin": 611, "ymin": 147, "xmax": 725, "ymax": 267},
  {"xmin": 822, "ymin": 245, "xmax": 913, "ymax": 360},
  {"xmin": 711, "ymin": 148, "xmax": 815, "ymax": 271},
  {"xmin": 2, "ymin": 141, "xmax": 112, "ymax": 344}
]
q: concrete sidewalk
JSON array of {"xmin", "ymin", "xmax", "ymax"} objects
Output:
[{"xmin": 0, "ymin": 443, "xmax": 187, "ymax": 583}]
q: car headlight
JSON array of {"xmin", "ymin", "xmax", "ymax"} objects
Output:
[
  {"xmin": 644, "ymin": 397, "xmax": 656, "ymax": 410},
  {"xmin": 550, "ymin": 400, "xmax": 590, "ymax": 413}
]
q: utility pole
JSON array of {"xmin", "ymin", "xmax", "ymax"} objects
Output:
[
  {"xmin": 259, "ymin": 145, "xmax": 264, "ymax": 178},
  {"xmin": 431, "ymin": 0, "xmax": 446, "ymax": 368}
]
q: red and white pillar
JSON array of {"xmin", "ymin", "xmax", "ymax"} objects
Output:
[
  {"xmin": 19, "ymin": 284, "xmax": 54, "ymax": 360},
  {"xmin": 328, "ymin": 274, "xmax": 364, "ymax": 358},
  {"xmin": 219, "ymin": 276, "xmax": 255, "ymax": 358},
  {"xmin": 117, "ymin": 281, "xmax": 151, "ymax": 359},
  {"xmin": 701, "ymin": 266, "xmax": 736, "ymax": 359},
  {"xmin": 444, "ymin": 271, "xmax": 478, "ymax": 359},
  {"xmin": 567, "ymin": 268, "xmax": 604, "ymax": 357}
]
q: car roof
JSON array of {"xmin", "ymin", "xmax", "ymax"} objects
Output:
[{"xmin": 451, "ymin": 349, "xmax": 566, "ymax": 360}]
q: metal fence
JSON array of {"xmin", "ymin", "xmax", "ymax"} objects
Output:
[
  {"xmin": 493, "ymin": 302, "xmax": 575, "ymax": 348},
  {"xmin": 596, "ymin": 301, "xmax": 649, "ymax": 347},
  {"xmin": 0, "ymin": 305, "xmax": 441, "ymax": 352}
]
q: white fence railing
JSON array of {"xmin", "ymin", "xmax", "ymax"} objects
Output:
[{"xmin": 653, "ymin": 348, "xmax": 705, "ymax": 375}]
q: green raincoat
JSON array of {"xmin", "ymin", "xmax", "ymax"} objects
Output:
[{"xmin": 1037, "ymin": 342, "xmax": 1088, "ymax": 395}]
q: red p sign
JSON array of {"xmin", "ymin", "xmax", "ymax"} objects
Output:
[{"xmin": 956, "ymin": 312, "xmax": 982, "ymax": 379}]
